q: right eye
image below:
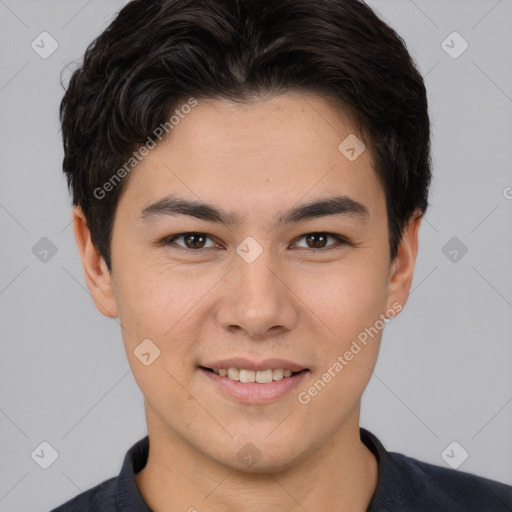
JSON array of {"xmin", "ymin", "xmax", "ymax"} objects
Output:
[{"xmin": 162, "ymin": 232, "xmax": 221, "ymax": 252}]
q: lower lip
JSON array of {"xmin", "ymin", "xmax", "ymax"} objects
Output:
[{"xmin": 199, "ymin": 368, "xmax": 309, "ymax": 404}]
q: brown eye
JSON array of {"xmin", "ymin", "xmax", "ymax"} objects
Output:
[
  {"xmin": 165, "ymin": 233, "xmax": 217, "ymax": 250},
  {"xmin": 293, "ymin": 232, "xmax": 348, "ymax": 250},
  {"xmin": 305, "ymin": 233, "xmax": 328, "ymax": 248},
  {"xmin": 182, "ymin": 233, "xmax": 207, "ymax": 249}
]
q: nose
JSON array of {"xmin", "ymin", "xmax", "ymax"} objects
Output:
[{"xmin": 216, "ymin": 247, "xmax": 298, "ymax": 339}]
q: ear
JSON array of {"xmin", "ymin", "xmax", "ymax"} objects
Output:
[
  {"xmin": 72, "ymin": 207, "xmax": 118, "ymax": 318},
  {"xmin": 385, "ymin": 210, "xmax": 422, "ymax": 313}
]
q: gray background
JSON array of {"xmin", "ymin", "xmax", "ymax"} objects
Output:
[{"xmin": 1, "ymin": 0, "xmax": 511, "ymax": 510}]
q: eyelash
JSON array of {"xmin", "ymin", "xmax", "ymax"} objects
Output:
[{"xmin": 161, "ymin": 232, "xmax": 350, "ymax": 253}]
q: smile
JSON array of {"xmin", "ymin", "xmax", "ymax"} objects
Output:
[
  {"xmin": 202, "ymin": 367, "xmax": 299, "ymax": 383},
  {"xmin": 198, "ymin": 364, "xmax": 310, "ymax": 404}
]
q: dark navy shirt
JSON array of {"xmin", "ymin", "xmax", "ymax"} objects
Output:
[{"xmin": 50, "ymin": 428, "xmax": 512, "ymax": 511}]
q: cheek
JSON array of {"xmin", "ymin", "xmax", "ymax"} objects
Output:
[
  {"xmin": 305, "ymin": 257, "xmax": 389, "ymax": 337},
  {"xmin": 114, "ymin": 260, "xmax": 183, "ymax": 333},
  {"xmin": 294, "ymin": 264, "xmax": 388, "ymax": 422},
  {"xmin": 299, "ymin": 255, "xmax": 389, "ymax": 385},
  {"xmin": 112, "ymin": 261, "xmax": 216, "ymax": 373},
  {"xmin": 112, "ymin": 266, "xmax": 195, "ymax": 403}
]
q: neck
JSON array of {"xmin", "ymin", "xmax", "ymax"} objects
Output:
[{"xmin": 135, "ymin": 405, "xmax": 378, "ymax": 512}]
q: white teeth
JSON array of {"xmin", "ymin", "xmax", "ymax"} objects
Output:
[
  {"xmin": 272, "ymin": 368, "xmax": 284, "ymax": 380},
  {"xmin": 256, "ymin": 369, "xmax": 273, "ymax": 383},
  {"xmin": 227, "ymin": 367, "xmax": 240, "ymax": 381},
  {"xmin": 239, "ymin": 369, "xmax": 256, "ymax": 382},
  {"xmin": 213, "ymin": 367, "xmax": 299, "ymax": 383}
]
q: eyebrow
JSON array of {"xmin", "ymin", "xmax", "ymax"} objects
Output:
[{"xmin": 140, "ymin": 194, "xmax": 369, "ymax": 229}]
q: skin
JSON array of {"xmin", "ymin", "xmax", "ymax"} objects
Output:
[{"xmin": 73, "ymin": 91, "xmax": 422, "ymax": 511}]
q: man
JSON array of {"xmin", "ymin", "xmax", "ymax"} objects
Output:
[{"xmin": 52, "ymin": 0, "xmax": 512, "ymax": 510}]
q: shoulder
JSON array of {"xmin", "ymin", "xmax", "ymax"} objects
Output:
[
  {"xmin": 48, "ymin": 477, "xmax": 117, "ymax": 512},
  {"xmin": 361, "ymin": 429, "xmax": 512, "ymax": 512},
  {"xmin": 48, "ymin": 435, "xmax": 150, "ymax": 512},
  {"xmin": 388, "ymin": 451, "xmax": 512, "ymax": 511}
]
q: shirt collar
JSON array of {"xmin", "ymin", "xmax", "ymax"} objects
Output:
[
  {"xmin": 115, "ymin": 435, "xmax": 152, "ymax": 511},
  {"xmin": 361, "ymin": 427, "xmax": 407, "ymax": 511}
]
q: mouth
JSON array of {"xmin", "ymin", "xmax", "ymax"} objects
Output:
[
  {"xmin": 198, "ymin": 361, "xmax": 310, "ymax": 404},
  {"xmin": 199, "ymin": 366, "xmax": 307, "ymax": 383}
]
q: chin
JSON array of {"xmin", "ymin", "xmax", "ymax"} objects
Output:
[{"xmin": 214, "ymin": 439, "xmax": 310, "ymax": 474}]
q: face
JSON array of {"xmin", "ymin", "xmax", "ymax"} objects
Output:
[{"xmin": 76, "ymin": 92, "xmax": 420, "ymax": 472}]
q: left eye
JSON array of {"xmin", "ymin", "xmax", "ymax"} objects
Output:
[
  {"xmin": 293, "ymin": 232, "xmax": 348, "ymax": 250},
  {"xmin": 163, "ymin": 232, "xmax": 348, "ymax": 251}
]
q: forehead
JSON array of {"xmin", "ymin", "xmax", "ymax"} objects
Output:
[
  {"xmin": 118, "ymin": 92, "xmax": 384, "ymax": 222},
  {"xmin": 169, "ymin": 92, "xmax": 364, "ymax": 161}
]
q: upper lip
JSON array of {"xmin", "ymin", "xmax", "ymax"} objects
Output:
[{"xmin": 200, "ymin": 358, "xmax": 308, "ymax": 372}]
